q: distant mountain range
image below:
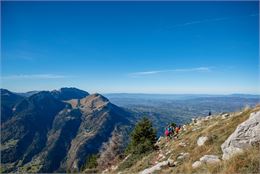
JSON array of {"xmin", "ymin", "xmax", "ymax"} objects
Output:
[
  {"xmin": 1, "ymin": 88, "xmax": 260, "ymax": 173},
  {"xmin": 104, "ymin": 93, "xmax": 260, "ymax": 100}
]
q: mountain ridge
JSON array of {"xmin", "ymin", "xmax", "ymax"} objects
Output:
[{"xmin": 1, "ymin": 88, "xmax": 132, "ymax": 173}]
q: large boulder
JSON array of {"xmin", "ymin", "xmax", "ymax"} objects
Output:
[{"xmin": 221, "ymin": 111, "xmax": 260, "ymax": 160}]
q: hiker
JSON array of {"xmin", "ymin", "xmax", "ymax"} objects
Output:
[
  {"xmin": 175, "ymin": 125, "xmax": 181, "ymax": 134},
  {"xmin": 169, "ymin": 125, "xmax": 174, "ymax": 139},
  {"xmin": 209, "ymin": 111, "xmax": 212, "ymax": 116},
  {"xmin": 174, "ymin": 125, "xmax": 181, "ymax": 139},
  {"xmin": 165, "ymin": 125, "xmax": 173, "ymax": 140},
  {"xmin": 171, "ymin": 122, "xmax": 177, "ymax": 128}
]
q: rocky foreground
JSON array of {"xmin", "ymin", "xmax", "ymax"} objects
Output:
[{"xmin": 106, "ymin": 105, "xmax": 260, "ymax": 174}]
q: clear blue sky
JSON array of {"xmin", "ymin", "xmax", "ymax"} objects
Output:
[{"xmin": 1, "ymin": 1, "xmax": 259, "ymax": 94}]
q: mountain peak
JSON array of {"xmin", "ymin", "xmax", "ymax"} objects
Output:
[
  {"xmin": 79, "ymin": 93, "xmax": 109, "ymax": 110},
  {"xmin": 89, "ymin": 93, "xmax": 109, "ymax": 101},
  {"xmin": 51, "ymin": 87, "xmax": 89, "ymax": 100},
  {"xmin": 1, "ymin": 88, "xmax": 13, "ymax": 96}
]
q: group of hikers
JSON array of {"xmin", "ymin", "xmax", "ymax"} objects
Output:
[
  {"xmin": 164, "ymin": 111, "xmax": 212, "ymax": 140},
  {"xmin": 164, "ymin": 123, "xmax": 181, "ymax": 140}
]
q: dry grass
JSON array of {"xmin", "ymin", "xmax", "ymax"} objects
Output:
[
  {"xmin": 208, "ymin": 145, "xmax": 260, "ymax": 174},
  {"xmin": 117, "ymin": 106, "xmax": 260, "ymax": 174}
]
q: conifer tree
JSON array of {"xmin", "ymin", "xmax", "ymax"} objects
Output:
[{"xmin": 127, "ymin": 117, "xmax": 157, "ymax": 154}]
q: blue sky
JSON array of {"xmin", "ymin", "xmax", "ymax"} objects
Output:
[{"xmin": 1, "ymin": 1, "xmax": 259, "ymax": 94}]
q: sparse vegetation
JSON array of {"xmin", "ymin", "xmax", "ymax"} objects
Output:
[{"xmin": 115, "ymin": 106, "xmax": 260, "ymax": 174}]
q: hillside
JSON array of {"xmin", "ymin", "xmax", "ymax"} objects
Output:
[
  {"xmin": 0, "ymin": 88, "xmax": 132, "ymax": 173},
  {"xmin": 106, "ymin": 105, "xmax": 260, "ymax": 174}
]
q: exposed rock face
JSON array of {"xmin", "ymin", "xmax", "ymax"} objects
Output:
[
  {"xmin": 64, "ymin": 94, "xmax": 131, "ymax": 172},
  {"xmin": 197, "ymin": 136, "xmax": 208, "ymax": 146},
  {"xmin": 221, "ymin": 111, "xmax": 260, "ymax": 160}
]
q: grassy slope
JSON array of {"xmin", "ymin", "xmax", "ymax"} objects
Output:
[{"xmin": 116, "ymin": 105, "xmax": 260, "ymax": 174}]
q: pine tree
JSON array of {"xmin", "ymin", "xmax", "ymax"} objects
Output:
[{"xmin": 127, "ymin": 117, "xmax": 157, "ymax": 155}]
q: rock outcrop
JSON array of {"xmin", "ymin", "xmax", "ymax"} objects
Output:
[{"xmin": 221, "ymin": 111, "xmax": 260, "ymax": 160}]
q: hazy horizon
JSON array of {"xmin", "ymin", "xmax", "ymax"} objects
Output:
[
  {"xmin": 1, "ymin": 1, "xmax": 259, "ymax": 94},
  {"xmin": 2, "ymin": 87, "xmax": 260, "ymax": 96}
]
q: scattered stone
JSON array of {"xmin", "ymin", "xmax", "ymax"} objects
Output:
[
  {"xmin": 111, "ymin": 165, "xmax": 118, "ymax": 170},
  {"xmin": 139, "ymin": 158, "xmax": 174, "ymax": 174},
  {"xmin": 205, "ymin": 116, "xmax": 211, "ymax": 120},
  {"xmin": 197, "ymin": 136, "xmax": 208, "ymax": 146},
  {"xmin": 173, "ymin": 161, "xmax": 178, "ymax": 166},
  {"xmin": 178, "ymin": 142, "xmax": 187, "ymax": 147},
  {"xmin": 192, "ymin": 161, "xmax": 202, "ymax": 168},
  {"xmin": 157, "ymin": 153, "xmax": 166, "ymax": 160},
  {"xmin": 192, "ymin": 154, "xmax": 220, "ymax": 169},
  {"xmin": 221, "ymin": 113, "xmax": 230, "ymax": 119},
  {"xmin": 165, "ymin": 150, "xmax": 172, "ymax": 155},
  {"xmin": 101, "ymin": 168, "xmax": 109, "ymax": 174},
  {"xmin": 155, "ymin": 136, "xmax": 163, "ymax": 146},
  {"xmin": 192, "ymin": 118, "xmax": 197, "ymax": 124},
  {"xmin": 177, "ymin": 152, "xmax": 190, "ymax": 160},
  {"xmin": 168, "ymin": 158, "xmax": 175, "ymax": 167},
  {"xmin": 182, "ymin": 125, "xmax": 187, "ymax": 131},
  {"xmin": 200, "ymin": 155, "xmax": 220, "ymax": 164},
  {"xmin": 192, "ymin": 127, "xmax": 201, "ymax": 132},
  {"xmin": 221, "ymin": 111, "xmax": 260, "ymax": 160},
  {"xmin": 195, "ymin": 120, "xmax": 202, "ymax": 126}
]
